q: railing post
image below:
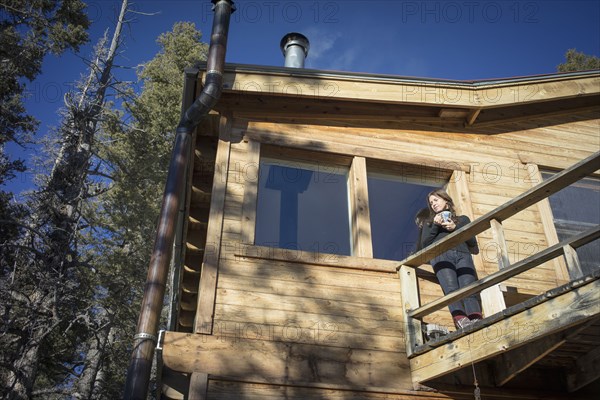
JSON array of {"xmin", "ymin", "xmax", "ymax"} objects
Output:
[
  {"xmin": 490, "ymin": 219, "xmax": 510, "ymax": 269},
  {"xmin": 563, "ymin": 244, "xmax": 584, "ymax": 280},
  {"xmin": 399, "ymin": 265, "xmax": 423, "ymax": 357}
]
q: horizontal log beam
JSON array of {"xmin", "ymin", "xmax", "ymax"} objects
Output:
[
  {"xmin": 215, "ymin": 66, "xmax": 600, "ymax": 109},
  {"xmin": 162, "ymin": 332, "xmax": 412, "ymax": 390}
]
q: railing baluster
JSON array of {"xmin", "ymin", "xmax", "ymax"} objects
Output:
[
  {"xmin": 399, "ymin": 266, "xmax": 422, "ymax": 357},
  {"xmin": 563, "ymin": 244, "xmax": 584, "ymax": 280},
  {"xmin": 490, "ymin": 219, "xmax": 510, "ymax": 269}
]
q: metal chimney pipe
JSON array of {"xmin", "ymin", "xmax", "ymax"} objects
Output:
[{"xmin": 280, "ymin": 32, "xmax": 310, "ymax": 68}]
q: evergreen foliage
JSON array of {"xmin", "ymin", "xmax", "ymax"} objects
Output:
[
  {"xmin": 557, "ymin": 48, "xmax": 600, "ymax": 72},
  {"xmin": 1, "ymin": 6, "xmax": 208, "ymax": 395},
  {"xmin": 0, "ymin": 0, "xmax": 90, "ymax": 188}
]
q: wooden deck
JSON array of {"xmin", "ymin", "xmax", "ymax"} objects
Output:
[{"xmin": 410, "ymin": 270, "xmax": 600, "ymax": 391}]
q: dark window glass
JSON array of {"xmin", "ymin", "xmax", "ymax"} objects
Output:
[
  {"xmin": 542, "ymin": 172, "xmax": 599, "ymax": 275},
  {"xmin": 368, "ymin": 172, "xmax": 441, "ymax": 261},
  {"xmin": 255, "ymin": 159, "xmax": 351, "ymax": 256}
]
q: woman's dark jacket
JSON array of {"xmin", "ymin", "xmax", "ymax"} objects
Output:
[{"xmin": 417, "ymin": 215, "xmax": 478, "ymax": 255}]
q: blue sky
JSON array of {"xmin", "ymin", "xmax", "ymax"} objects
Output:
[{"xmin": 6, "ymin": 0, "xmax": 600, "ymax": 195}]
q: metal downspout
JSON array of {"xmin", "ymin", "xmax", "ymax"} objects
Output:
[
  {"xmin": 168, "ymin": 66, "xmax": 200, "ymax": 333},
  {"xmin": 123, "ymin": 1, "xmax": 235, "ymax": 399}
]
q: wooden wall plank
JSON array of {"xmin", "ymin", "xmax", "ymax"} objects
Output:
[
  {"xmin": 216, "ymin": 272, "xmax": 401, "ymax": 308},
  {"xmin": 231, "ymin": 244, "xmax": 400, "ymax": 273},
  {"xmin": 210, "ymin": 318, "xmax": 404, "ymax": 353},
  {"xmin": 218, "ymin": 257, "xmax": 400, "ymax": 292},
  {"xmin": 215, "ymin": 288, "xmax": 402, "ymax": 323},
  {"xmin": 213, "ymin": 303, "xmax": 402, "ymax": 338},
  {"xmin": 243, "ymin": 128, "xmax": 481, "ymax": 171}
]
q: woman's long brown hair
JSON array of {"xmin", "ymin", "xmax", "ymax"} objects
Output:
[{"xmin": 426, "ymin": 189, "xmax": 457, "ymax": 223}]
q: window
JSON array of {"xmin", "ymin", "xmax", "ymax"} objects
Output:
[
  {"xmin": 252, "ymin": 146, "xmax": 453, "ymax": 260},
  {"xmin": 255, "ymin": 157, "xmax": 352, "ymax": 256},
  {"xmin": 542, "ymin": 172, "xmax": 600, "ymax": 275},
  {"xmin": 367, "ymin": 164, "xmax": 446, "ymax": 261}
]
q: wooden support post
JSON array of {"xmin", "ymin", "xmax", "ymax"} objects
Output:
[
  {"xmin": 240, "ymin": 139, "xmax": 260, "ymax": 245},
  {"xmin": 528, "ymin": 164, "xmax": 570, "ymax": 284},
  {"xmin": 195, "ymin": 114, "xmax": 232, "ymax": 334},
  {"xmin": 490, "ymin": 219, "xmax": 510, "ymax": 269},
  {"xmin": 188, "ymin": 372, "xmax": 209, "ymax": 400},
  {"xmin": 466, "ymin": 108, "xmax": 481, "ymax": 125},
  {"xmin": 563, "ymin": 244, "xmax": 584, "ymax": 280},
  {"xmin": 349, "ymin": 156, "xmax": 373, "ymax": 258},
  {"xmin": 398, "ymin": 265, "xmax": 423, "ymax": 358}
]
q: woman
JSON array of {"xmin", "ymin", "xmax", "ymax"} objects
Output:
[{"xmin": 419, "ymin": 189, "xmax": 482, "ymax": 329}]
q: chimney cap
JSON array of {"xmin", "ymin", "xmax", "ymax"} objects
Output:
[{"xmin": 280, "ymin": 32, "xmax": 310, "ymax": 57}]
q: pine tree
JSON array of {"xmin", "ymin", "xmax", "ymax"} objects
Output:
[
  {"xmin": 0, "ymin": 1, "xmax": 126, "ymax": 398},
  {"xmin": 0, "ymin": 0, "xmax": 89, "ymax": 204},
  {"xmin": 557, "ymin": 49, "xmax": 600, "ymax": 72}
]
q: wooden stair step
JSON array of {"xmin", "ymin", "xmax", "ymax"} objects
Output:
[
  {"xmin": 187, "ymin": 229, "xmax": 207, "ymax": 248},
  {"xmin": 194, "ymin": 144, "xmax": 216, "ymax": 155},
  {"xmin": 185, "ymin": 253, "xmax": 203, "ymax": 270},
  {"xmin": 180, "ymin": 291, "xmax": 197, "ymax": 311},
  {"xmin": 160, "ymin": 367, "xmax": 188, "ymax": 400},
  {"xmin": 183, "ymin": 264, "xmax": 200, "ymax": 276},
  {"xmin": 181, "ymin": 278, "xmax": 199, "ymax": 294},
  {"xmin": 185, "ymin": 243, "xmax": 204, "ymax": 256},
  {"xmin": 192, "ymin": 158, "xmax": 215, "ymax": 175},
  {"xmin": 191, "ymin": 186, "xmax": 211, "ymax": 204},
  {"xmin": 189, "ymin": 205, "xmax": 210, "ymax": 218},
  {"xmin": 178, "ymin": 310, "xmax": 195, "ymax": 328},
  {"xmin": 187, "ymin": 215, "xmax": 208, "ymax": 231}
]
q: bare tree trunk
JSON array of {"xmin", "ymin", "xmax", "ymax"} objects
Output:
[
  {"xmin": 91, "ymin": 327, "xmax": 116, "ymax": 399},
  {"xmin": 73, "ymin": 312, "xmax": 114, "ymax": 400}
]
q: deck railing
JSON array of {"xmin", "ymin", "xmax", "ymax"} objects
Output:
[{"xmin": 398, "ymin": 151, "xmax": 600, "ymax": 356}]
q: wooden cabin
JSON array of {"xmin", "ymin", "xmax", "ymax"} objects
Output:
[{"xmin": 157, "ymin": 63, "xmax": 600, "ymax": 399}]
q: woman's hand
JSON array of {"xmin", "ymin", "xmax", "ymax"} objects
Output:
[
  {"xmin": 441, "ymin": 219, "xmax": 456, "ymax": 231},
  {"xmin": 434, "ymin": 213, "xmax": 456, "ymax": 231}
]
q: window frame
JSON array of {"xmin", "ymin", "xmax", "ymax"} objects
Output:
[
  {"xmin": 253, "ymin": 154, "xmax": 353, "ymax": 256},
  {"xmin": 241, "ymin": 143, "xmax": 354, "ymax": 254},
  {"xmin": 241, "ymin": 140, "xmax": 464, "ymax": 262},
  {"xmin": 366, "ymin": 160, "xmax": 451, "ymax": 262},
  {"xmin": 540, "ymin": 167, "xmax": 600, "ymax": 277}
]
